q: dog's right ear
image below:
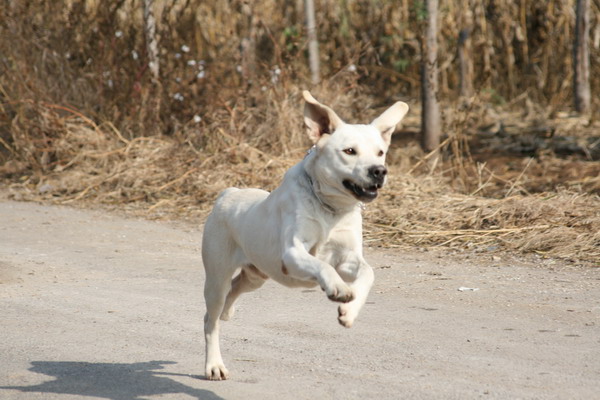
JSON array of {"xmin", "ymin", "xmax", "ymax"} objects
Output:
[{"xmin": 303, "ymin": 91, "xmax": 344, "ymax": 144}]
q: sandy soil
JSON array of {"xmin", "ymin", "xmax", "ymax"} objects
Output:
[{"xmin": 0, "ymin": 199, "xmax": 598, "ymax": 399}]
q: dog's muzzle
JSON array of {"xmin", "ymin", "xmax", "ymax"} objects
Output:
[{"xmin": 343, "ymin": 165, "xmax": 387, "ymax": 202}]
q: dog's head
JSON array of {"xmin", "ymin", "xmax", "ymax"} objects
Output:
[{"xmin": 303, "ymin": 91, "xmax": 409, "ymax": 204}]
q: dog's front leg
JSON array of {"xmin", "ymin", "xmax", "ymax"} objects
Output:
[
  {"xmin": 282, "ymin": 245, "xmax": 354, "ymax": 303},
  {"xmin": 336, "ymin": 257, "xmax": 374, "ymax": 328}
]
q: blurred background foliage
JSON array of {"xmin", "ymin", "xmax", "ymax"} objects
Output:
[{"xmin": 1, "ymin": 0, "xmax": 598, "ymax": 140}]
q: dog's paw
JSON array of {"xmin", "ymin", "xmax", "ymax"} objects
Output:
[
  {"xmin": 337, "ymin": 303, "xmax": 358, "ymax": 328},
  {"xmin": 220, "ymin": 306, "xmax": 234, "ymax": 321},
  {"xmin": 326, "ymin": 284, "xmax": 354, "ymax": 303},
  {"xmin": 205, "ymin": 363, "xmax": 229, "ymax": 381}
]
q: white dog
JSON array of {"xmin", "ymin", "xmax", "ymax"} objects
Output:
[{"xmin": 201, "ymin": 91, "xmax": 409, "ymax": 380}]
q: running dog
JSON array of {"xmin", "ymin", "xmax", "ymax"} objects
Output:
[{"xmin": 201, "ymin": 91, "xmax": 409, "ymax": 380}]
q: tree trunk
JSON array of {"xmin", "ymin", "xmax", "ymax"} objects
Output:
[
  {"xmin": 574, "ymin": 0, "xmax": 591, "ymax": 115},
  {"xmin": 143, "ymin": 0, "xmax": 159, "ymax": 82},
  {"xmin": 457, "ymin": 1, "xmax": 474, "ymax": 99},
  {"xmin": 142, "ymin": 0, "xmax": 162, "ymax": 134},
  {"xmin": 240, "ymin": 1, "xmax": 257, "ymax": 86},
  {"xmin": 304, "ymin": 0, "xmax": 320, "ymax": 84},
  {"xmin": 421, "ymin": 0, "xmax": 441, "ymax": 153}
]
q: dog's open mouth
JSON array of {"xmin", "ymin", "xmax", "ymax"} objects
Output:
[{"xmin": 343, "ymin": 180, "xmax": 382, "ymax": 201}]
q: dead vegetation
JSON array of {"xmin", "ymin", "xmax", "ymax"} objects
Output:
[{"xmin": 0, "ymin": 1, "xmax": 599, "ymax": 264}]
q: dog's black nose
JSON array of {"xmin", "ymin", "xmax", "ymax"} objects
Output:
[{"xmin": 368, "ymin": 165, "xmax": 387, "ymax": 182}]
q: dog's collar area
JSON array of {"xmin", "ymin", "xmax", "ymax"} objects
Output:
[{"xmin": 303, "ymin": 171, "xmax": 338, "ymax": 214}]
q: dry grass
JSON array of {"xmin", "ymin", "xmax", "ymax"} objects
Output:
[
  {"xmin": 365, "ymin": 174, "xmax": 599, "ymax": 262},
  {"xmin": 2, "ymin": 87, "xmax": 599, "ymax": 264},
  {"xmin": 1, "ymin": 1, "xmax": 599, "ymax": 265}
]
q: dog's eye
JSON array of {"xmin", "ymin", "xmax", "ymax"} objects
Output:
[
  {"xmin": 343, "ymin": 148, "xmax": 357, "ymax": 156},
  {"xmin": 378, "ymin": 150, "xmax": 384, "ymax": 157}
]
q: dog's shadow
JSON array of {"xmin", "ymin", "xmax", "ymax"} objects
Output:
[{"xmin": 1, "ymin": 360, "xmax": 224, "ymax": 400}]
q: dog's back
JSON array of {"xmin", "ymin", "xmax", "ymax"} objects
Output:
[
  {"xmin": 202, "ymin": 186, "xmax": 268, "ymax": 240},
  {"xmin": 202, "ymin": 187, "xmax": 271, "ymax": 272}
]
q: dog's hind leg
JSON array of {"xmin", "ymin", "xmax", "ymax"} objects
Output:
[
  {"xmin": 221, "ymin": 265, "xmax": 268, "ymax": 321},
  {"xmin": 203, "ymin": 268, "xmax": 231, "ymax": 380},
  {"xmin": 202, "ymin": 214, "xmax": 238, "ymax": 380}
]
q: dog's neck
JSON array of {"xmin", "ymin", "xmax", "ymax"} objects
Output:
[{"xmin": 302, "ymin": 170, "xmax": 339, "ymax": 214}]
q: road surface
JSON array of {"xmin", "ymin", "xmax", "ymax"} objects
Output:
[{"xmin": 0, "ymin": 199, "xmax": 598, "ymax": 399}]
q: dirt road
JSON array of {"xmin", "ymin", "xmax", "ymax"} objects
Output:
[{"xmin": 0, "ymin": 199, "xmax": 598, "ymax": 399}]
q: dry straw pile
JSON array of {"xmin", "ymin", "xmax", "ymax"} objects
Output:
[{"xmin": 1, "ymin": 1, "xmax": 599, "ymax": 263}]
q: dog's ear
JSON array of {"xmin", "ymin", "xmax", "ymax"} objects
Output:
[
  {"xmin": 371, "ymin": 101, "xmax": 409, "ymax": 145},
  {"xmin": 303, "ymin": 91, "xmax": 344, "ymax": 143}
]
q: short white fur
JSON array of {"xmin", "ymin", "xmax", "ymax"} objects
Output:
[{"xmin": 201, "ymin": 91, "xmax": 409, "ymax": 380}]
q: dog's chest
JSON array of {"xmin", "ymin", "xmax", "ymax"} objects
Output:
[{"xmin": 310, "ymin": 213, "xmax": 359, "ymax": 259}]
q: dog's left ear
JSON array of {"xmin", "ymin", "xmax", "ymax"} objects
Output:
[
  {"xmin": 303, "ymin": 91, "xmax": 345, "ymax": 144},
  {"xmin": 371, "ymin": 101, "xmax": 409, "ymax": 146}
]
